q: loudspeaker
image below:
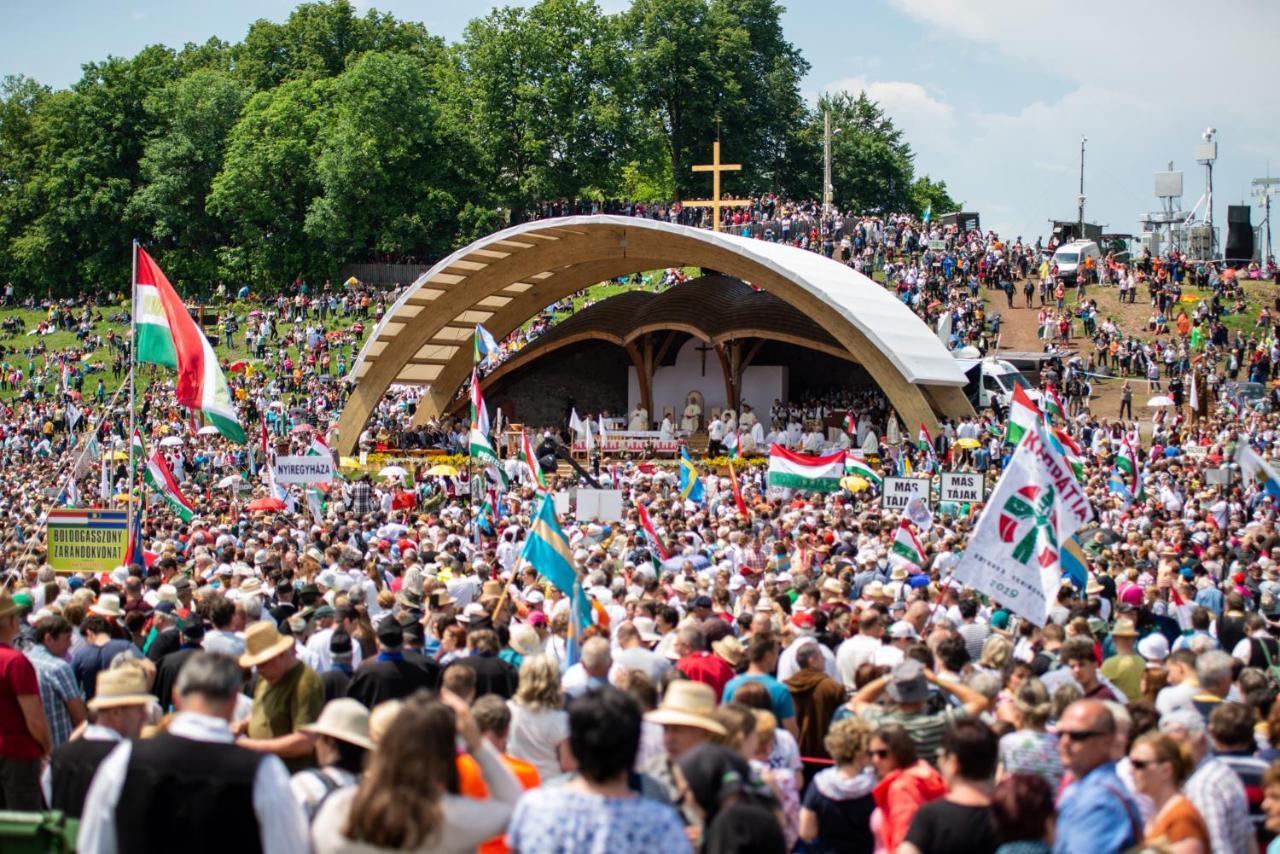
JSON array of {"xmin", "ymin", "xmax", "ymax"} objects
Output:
[
  {"xmin": 538, "ymin": 453, "xmax": 557, "ymax": 474},
  {"xmin": 1226, "ymin": 205, "xmax": 1254, "ymax": 265}
]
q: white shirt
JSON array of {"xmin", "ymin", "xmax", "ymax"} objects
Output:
[
  {"xmin": 835, "ymin": 634, "xmax": 882, "ymax": 688},
  {"xmin": 306, "ymin": 626, "xmax": 363, "ymax": 673},
  {"xmin": 776, "ymin": 634, "xmax": 839, "ymax": 682},
  {"xmin": 77, "ymin": 711, "xmax": 308, "ymax": 854}
]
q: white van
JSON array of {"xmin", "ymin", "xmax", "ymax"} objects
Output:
[
  {"xmin": 955, "ymin": 356, "xmax": 1037, "ymax": 411},
  {"xmin": 1051, "ymin": 240, "xmax": 1103, "ymax": 282}
]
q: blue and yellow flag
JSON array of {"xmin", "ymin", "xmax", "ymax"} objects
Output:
[
  {"xmin": 679, "ymin": 448, "xmax": 705, "ymax": 503},
  {"xmin": 1060, "ymin": 534, "xmax": 1089, "ymax": 591},
  {"xmin": 520, "ymin": 495, "xmax": 590, "ymax": 629}
]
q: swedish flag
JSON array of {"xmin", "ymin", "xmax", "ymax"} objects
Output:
[
  {"xmin": 520, "ymin": 495, "xmax": 589, "ymax": 629},
  {"xmin": 680, "ymin": 448, "xmax": 705, "ymax": 503}
]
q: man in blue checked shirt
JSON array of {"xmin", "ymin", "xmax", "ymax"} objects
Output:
[{"xmin": 1053, "ymin": 699, "xmax": 1142, "ymax": 854}]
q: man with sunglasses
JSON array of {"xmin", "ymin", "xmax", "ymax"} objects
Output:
[{"xmin": 1053, "ymin": 699, "xmax": 1142, "ymax": 854}]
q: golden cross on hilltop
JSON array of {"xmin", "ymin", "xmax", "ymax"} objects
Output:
[{"xmin": 685, "ymin": 140, "xmax": 752, "ymax": 231}]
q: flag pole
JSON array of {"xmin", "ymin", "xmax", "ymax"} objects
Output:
[{"xmin": 127, "ymin": 239, "xmax": 138, "ymax": 544}]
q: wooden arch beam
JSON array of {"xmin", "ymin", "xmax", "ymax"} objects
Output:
[{"xmin": 336, "ymin": 223, "xmax": 967, "ymax": 454}]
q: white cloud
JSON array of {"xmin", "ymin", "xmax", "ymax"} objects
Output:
[
  {"xmin": 874, "ymin": 0, "xmax": 1280, "ymax": 240},
  {"xmin": 823, "ymin": 75, "xmax": 955, "ymax": 131}
]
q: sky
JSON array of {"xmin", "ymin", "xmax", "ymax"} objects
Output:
[{"xmin": 4, "ymin": 0, "xmax": 1279, "ymax": 245}]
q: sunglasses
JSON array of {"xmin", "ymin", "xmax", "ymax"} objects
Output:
[
  {"xmin": 1128, "ymin": 758, "xmax": 1161, "ymax": 770},
  {"xmin": 1057, "ymin": 729, "xmax": 1110, "ymax": 743},
  {"xmin": 869, "ymin": 749, "xmax": 890, "ymax": 759}
]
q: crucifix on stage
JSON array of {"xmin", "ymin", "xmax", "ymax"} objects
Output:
[{"xmin": 684, "ymin": 140, "xmax": 752, "ymax": 231}]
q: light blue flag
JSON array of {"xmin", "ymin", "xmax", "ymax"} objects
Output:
[
  {"xmin": 474, "ymin": 323, "xmax": 499, "ymax": 366},
  {"xmin": 1236, "ymin": 438, "xmax": 1280, "ymax": 499},
  {"xmin": 679, "ymin": 448, "xmax": 705, "ymax": 504},
  {"xmin": 521, "ymin": 495, "xmax": 590, "ymax": 630},
  {"xmin": 922, "ymin": 202, "xmax": 932, "ymax": 224}
]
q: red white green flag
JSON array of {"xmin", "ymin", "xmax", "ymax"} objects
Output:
[
  {"xmin": 889, "ymin": 517, "xmax": 926, "ymax": 570},
  {"xmin": 767, "ymin": 445, "xmax": 844, "ymax": 493},
  {"xmin": 521, "ymin": 429, "xmax": 546, "ymax": 491},
  {"xmin": 143, "ymin": 449, "xmax": 195, "ymax": 522},
  {"xmin": 1004, "ymin": 385, "xmax": 1042, "ymax": 446},
  {"xmin": 844, "ymin": 453, "xmax": 882, "ymax": 487},
  {"xmin": 134, "ymin": 247, "xmax": 244, "ymax": 443}
]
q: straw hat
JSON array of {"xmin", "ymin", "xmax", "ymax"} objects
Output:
[
  {"xmin": 508, "ymin": 624, "xmax": 541, "ymax": 657},
  {"xmin": 88, "ymin": 667, "xmax": 153, "ymax": 711},
  {"xmin": 1110, "ymin": 617, "xmax": 1139, "ymax": 638},
  {"xmin": 711, "ymin": 635, "xmax": 744, "ymax": 668},
  {"xmin": 644, "ymin": 681, "xmax": 728, "ymax": 735},
  {"xmin": 0, "ymin": 591, "xmax": 17, "ymax": 619},
  {"xmin": 90, "ymin": 593, "xmax": 124, "ymax": 619},
  {"xmin": 301, "ymin": 698, "xmax": 374, "ymax": 750},
  {"xmin": 239, "ymin": 622, "xmax": 294, "ymax": 668},
  {"xmin": 368, "ymin": 699, "xmax": 404, "ymax": 744}
]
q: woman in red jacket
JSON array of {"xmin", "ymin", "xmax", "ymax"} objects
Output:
[{"xmin": 868, "ymin": 723, "xmax": 946, "ymax": 853}]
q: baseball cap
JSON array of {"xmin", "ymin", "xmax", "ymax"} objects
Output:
[{"xmin": 887, "ymin": 659, "xmax": 929, "ymax": 703}]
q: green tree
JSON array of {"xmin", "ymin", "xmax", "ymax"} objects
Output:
[
  {"xmin": 234, "ymin": 0, "xmax": 439, "ymax": 91},
  {"xmin": 816, "ymin": 90, "xmax": 916, "ymax": 214},
  {"xmin": 208, "ymin": 78, "xmax": 330, "ymax": 286},
  {"xmin": 911, "ymin": 174, "xmax": 960, "ymax": 220},
  {"xmin": 624, "ymin": 0, "xmax": 807, "ymax": 200},
  {"xmin": 460, "ymin": 0, "xmax": 631, "ymax": 213},
  {"xmin": 128, "ymin": 69, "xmax": 249, "ymax": 285},
  {"xmin": 9, "ymin": 46, "xmax": 180, "ymax": 293},
  {"xmin": 0, "ymin": 76, "xmax": 51, "ymax": 286},
  {"xmin": 305, "ymin": 51, "xmax": 483, "ymax": 264}
]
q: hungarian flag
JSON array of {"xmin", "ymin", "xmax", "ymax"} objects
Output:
[
  {"xmin": 134, "ymin": 247, "xmax": 245, "ymax": 443},
  {"xmin": 842, "ymin": 410, "xmax": 855, "ymax": 434},
  {"xmin": 845, "ymin": 453, "xmax": 882, "ymax": 488},
  {"xmin": 636, "ymin": 501, "xmax": 669, "ymax": 560},
  {"xmin": 1043, "ymin": 387, "xmax": 1066, "ymax": 424},
  {"xmin": 889, "ymin": 518, "xmax": 926, "ymax": 570},
  {"xmin": 143, "ymin": 449, "xmax": 195, "ymax": 522},
  {"xmin": 1049, "ymin": 428, "xmax": 1084, "ymax": 482},
  {"xmin": 767, "ymin": 445, "xmax": 844, "ymax": 493},
  {"xmin": 1004, "ymin": 386, "xmax": 1041, "ymax": 446},
  {"xmin": 470, "ymin": 368, "xmax": 490, "ymax": 436},
  {"xmin": 521, "ymin": 430, "xmax": 547, "ymax": 491},
  {"xmin": 724, "ymin": 430, "xmax": 740, "ymax": 461},
  {"xmin": 726, "ymin": 459, "xmax": 750, "ymax": 517},
  {"xmin": 470, "ymin": 427, "xmax": 500, "ymax": 469}
]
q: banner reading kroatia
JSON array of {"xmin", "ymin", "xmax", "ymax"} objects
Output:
[
  {"xmin": 270, "ymin": 455, "xmax": 336, "ymax": 485},
  {"xmin": 952, "ymin": 427, "xmax": 1093, "ymax": 626}
]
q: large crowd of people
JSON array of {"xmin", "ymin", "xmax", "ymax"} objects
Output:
[{"xmin": 2, "ymin": 205, "xmax": 1280, "ymax": 854}]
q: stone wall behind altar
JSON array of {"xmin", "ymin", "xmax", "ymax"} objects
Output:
[{"xmin": 484, "ymin": 340, "xmax": 628, "ymax": 427}]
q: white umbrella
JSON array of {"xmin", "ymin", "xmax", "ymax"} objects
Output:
[
  {"xmin": 379, "ymin": 465, "xmax": 408, "ymax": 480},
  {"xmin": 197, "ymin": 425, "xmax": 220, "ymax": 436},
  {"xmin": 159, "ymin": 436, "xmax": 184, "ymax": 447},
  {"xmin": 1146, "ymin": 396, "xmax": 1175, "ymax": 407},
  {"xmin": 216, "ymin": 474, "xmax": 246, "ymax": 489}
]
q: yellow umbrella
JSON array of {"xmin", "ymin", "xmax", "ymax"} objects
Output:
[
  {"xmin": 344, "ymin": 276, "xmax": 361, "ymax": 287},
  {"xmin": 113, "ymin": 493, "xmax": 137, "ymax": 503},
  {"xmin": 955, "ymin": 438, "xmax": 981, "ymax": 449},
  {"xmin": 109, "ymin": 451, "xmax": 128, "ymax": 460},
  {"xmin": 426, "ymin": 464, "xmax": 459, "ymax": 477},
  {"xmin": 840, "ymin": 475, "xmax": 870, "ymax": 493}
]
